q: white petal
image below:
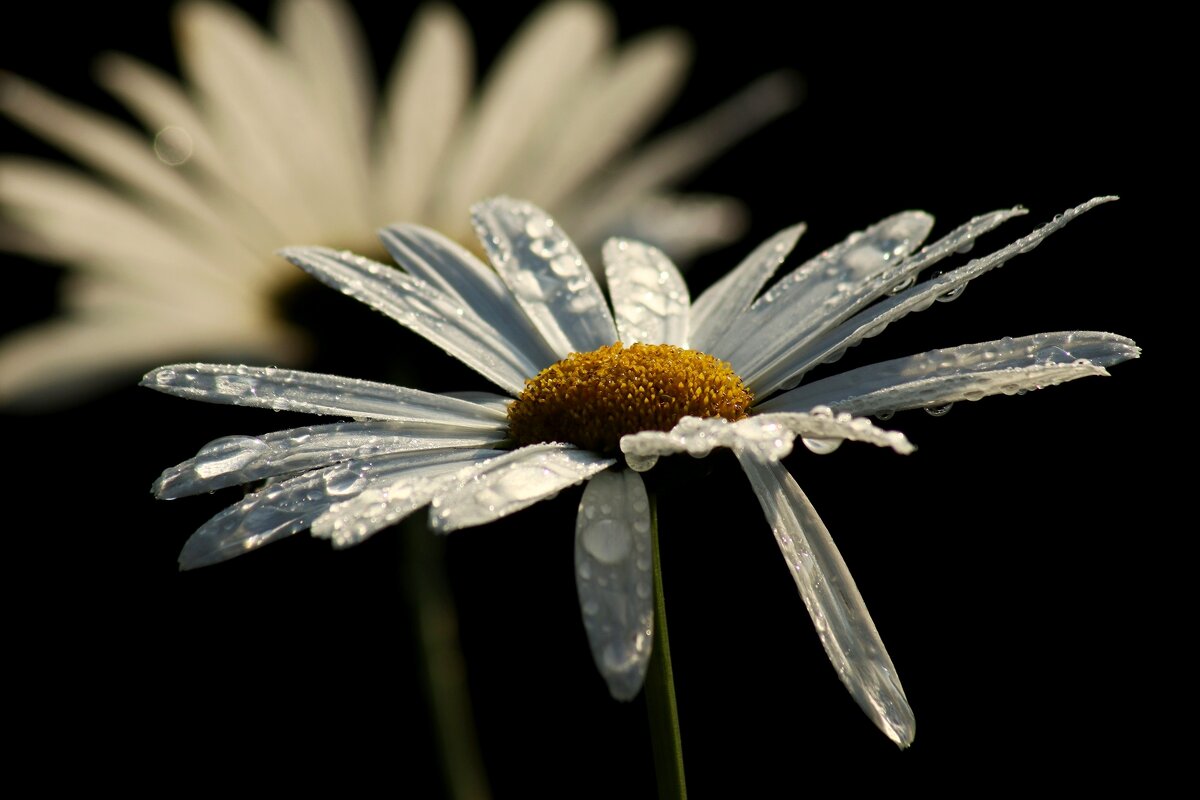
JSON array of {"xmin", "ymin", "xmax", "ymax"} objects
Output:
[
  {"xmin": 758, "ymin": 332, "xmax": 1140, "ymax": 416},
  {"xmin": 374, "ymin": 3, "xmax": 471, "ymax": 223},
  {"xmin": 563, "ymin": 71, "xmax": 800, "ymax": 246},
  {"xmin": 603, "ymin": 238, "xmax": 689, "ymax": 347},
  {"xmin": 716, "ymin": 212, "xmax": 934, "ymax": 376},
  {"xmin": 776, "ymin": 197, "xmax": 1119, "ymax": 388},
  {"xmin": 435, "ymin": 1, "xmax": 613, "ymax": 221},
  {"xmin": 688, "ymin": 223, "xmax": 805, "ymax": 353},
  {"xmin": 586, "ymin": 193, "xmax": 748, "ymax": 263},
  {"xmin": 429, "ymin": 445, "xmax": 616, "ymax": 532},
  {"xmin": 737, "ymin": 456, "xmax": 915, "ymax": 748},
  {"xmin": 142, "ymin": 363, "xmax": 508, "ymax": 428},
  {"xmin": 312, "ymin": 450, "xmax": 505, "ymax": 548},
  {"xmin": 154, "ymin": 423, "xmax": 506, "ymax": 499},
  {"xmin": 471, "ymin": 197, "xmax": 618, "ymax": 359},
  {"xmin": 743, "ymin": 206, "xmax": 1031, "ymax": 396},
  {"xmin": 620, "ymin": 412, "xmax": 913, "ymax": 472},
  {"xmin": 575, "ymin": 469, "xmax": 654, "ymax": 701},
  {"xmin": 280, "ymin": 246, "xmax": 542, "ymax": 394},
  {"xmin": 511, "ymin": 29, "xmax": 690, "ymax": 208},
  {"xmin": 178, "ymin": 448, "xmax": 493, "ymax": 568},
  {"xmin": 378, "ymin": 224, "xmax": 557, "ymax": 369}
]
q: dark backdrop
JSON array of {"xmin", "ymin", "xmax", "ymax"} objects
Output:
[{"xmin": 3, "ymin": 2, "xmax": 1164, "ymax": 796}]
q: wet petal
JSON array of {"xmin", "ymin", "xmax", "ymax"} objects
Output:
[
  {"xmin": 603, "ymin": 238, "xmax": 689, "ymax": 347},
  {"xmin": 758, "ymin": 332, "xmax": 1140, "ymax": 416},
  {"xmin": 142, "ymin": 363, "xmax": 508, "ymax": 428},
  {"xmin": 281, "ymin": 246, "xmax": 542, "ymax": 393},
  {"xmin": 575, "ymin": 469, "xmax": 654, "ymax": 701},
  {"xmin": 737, "ymin": 456, "xmax": 915, "ymax": 748},
  {"xmin": 429, "ymin": 445, "xmax": 615, "ymax": 532},
  {"xmin": 472, "ymin": 197, "xmax": 618, "ymax": 358}
]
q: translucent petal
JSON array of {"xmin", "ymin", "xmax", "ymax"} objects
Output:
[
  {"xmin": 716, "ymin": 212, "xmax": 934, "ymax": 374},
  {"xmin": 603, "ymin": 238, "xmax": 689, "ymax": 347},
  {"xmin": 280, "ymin": 246, "xmax": 541, "ymax": 394},
  {"xmin": 154, "ymin": 422, "xmax": 507, "ymax": 499},
  {"xmin": 429, "ymin": 445, "xmax": 616, "ymax": 532},
  {"xmin": 758, "ymin": 332, "xmax": 1140, "ymax": 416},
  {"xmin": 773, "ymin": 197, "xmax": 1118, "ymax": 388},
  {"xmin": 374, "ymin": 3, "xmax": 470, "ymax": 222},
  {"xmin": 378, "ymin": 223, "xmax": 557, "ymax": 369},
  {"xmin": 737, "ymin": 456, "xmax": 915, "ymax": 748},
  {"xmin": 178, "ymin": 448, "xmax": 495, "ymax": 568},
  {"xmin": 688, "ymin": 223, "xmax": 805, "ymax": 353},
  {"xmin": 738, "ymin": 206, "xmax": 1031, "ymax": 396},
  {"xmin": 575, "ymin": 469, "xmax": 654, "ymax": 701},
  {"xmin": 142, "ymin": 363, "xmax": 508, "ymax": 428},
  {"xmin": 471, "ymin": 197, "xmax": 618, "ymax": 359},
  {"xmin": 620, "ymin": 411, "xmax": 913, "ymax": 473},
  {"xmin": 312, "ymin": 450, "xmax": 506, "ymax": 548}
]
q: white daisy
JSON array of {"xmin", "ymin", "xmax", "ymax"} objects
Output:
[
  {"xmin": 143, "ymin": 195, "xmax": 1138, "ymax": 747},
  {"xmin": 0, "ymin": 0, "xmax": 797, "ymax": 405}
]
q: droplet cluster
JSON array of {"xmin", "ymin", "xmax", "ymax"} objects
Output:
[{"xmin": 508, "ymin": 342, "xmax": 753, "ymax": 452}]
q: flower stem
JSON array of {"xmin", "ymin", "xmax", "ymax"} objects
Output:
[{"xmin": 645, "ymin": 493, "xmax": 687, "ymax": 799}]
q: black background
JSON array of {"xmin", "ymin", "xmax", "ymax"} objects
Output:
[{"xmin": 2, "ymin": 1, "xmax": 1167, "ymax": 795}]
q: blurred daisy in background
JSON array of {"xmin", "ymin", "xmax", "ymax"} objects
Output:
[{"xmin": 0, "ymin": 0, "xmax": 797, "ymax": 406}]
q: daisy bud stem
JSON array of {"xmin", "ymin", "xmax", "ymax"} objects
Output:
[{"xmin": 645, "ymin": 493, "xmax": 687, "ymax": 799}]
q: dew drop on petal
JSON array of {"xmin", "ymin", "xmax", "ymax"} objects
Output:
[{"xmin": 925, "ymin": 403, "xmax": 954, "ymax": 417}]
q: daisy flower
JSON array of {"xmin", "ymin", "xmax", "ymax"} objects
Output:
[
  {"xmin": 143, "ymin": 195, "xmax": 1138, "ymax": 747},
  {"xmin": 0, "ymin": 0, "xmax": 796, "ymax": 405}
]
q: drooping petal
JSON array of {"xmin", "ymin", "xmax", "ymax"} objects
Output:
[
  {"xmin": 769, "ymin": 197, "xmax": 1118, "ymax": 390},
  {"xmin": 734, "ymin": 206, "xmax": 1032, "ymax": 396},
  {"xmin": 620, "ymin": 411, "xmax": 913, "ymax": 473},
  {"xmin": 280, "ymin": 246, "xmax": 542, "ymax": 394},
  {"xmin": 471, "ymin": 197, "xmax": 618, "ymax": 359},
  {"xmin": 142, "ymin": 363, "xmax": 508, "ymax": 428},
  {"xmin": 757, "ymin": 332, "xmax": 1140, "ymax": 416},
  {"xmin": 574, "ymin": 469, "xmax": 654, "ymax": 701},
  {"xmin": 429, "ymin": 445, "xmax": 616, "ymax": 532},
  {"xmin": 378, "ymin": 223, "xmax": 557, "ymax": 369},
  {"xmin": 374, "ymin": 3, "xmax": 471, "ymax": 223},
  {"xmin": 435, "ymin": 0, "xmax": 613, "ymax": 221},
  {"xmin": 737, "ymin": 456, "xmax": 915, "ymax": 748},
  {"xmin": 688, "ymin": 222, "xmax": 805, "ymax": 353},
  {"xmin": 714, "ymin": 212, "xmax": 935, "ymax": 376},
  {"xmin": 178, "ymin": 447, "xmax": 497, "ymax": 568},
  {"xmin": 603, "ymin": 238, "xmax": 689, "ymax": 347},
  {"xmin": 154, "ymin": 422, "xmax": 507, "ymax": 499},
  {"xmin": 312, "ymin": 450, "xmax": 507, "ymax": 548}
]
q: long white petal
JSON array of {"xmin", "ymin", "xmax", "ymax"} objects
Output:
[
  {"xmin": 374, "ymin": 3, "xmax": 471, "ymax": 223},
  {"xmin": 435, "ymin": 0, "xmax": 613, "ymax": 221},
  {"xmin": 575, "ymin": 469, "xmax": 654, "ymax": 700},
  {"xmin": 737, "ymin": 456, "xmax": 915, "ymax": 748},
  {"xmin": 472, "ymin": 197, "xmax": 618, "ymax": 358},
  {"xmin": 280, "ymin": 246, "xmax": 542, "ymax": 394},
  {"xmin": 688, "ymin": 223, "xmax": 805, "ymax": 352},
  {"xmin": 620, "ymin": 411, "xmax": 913, "ymax": 473},
  {"xmin": 378, "ymin": 224, "xmax": 557, "ymax": 369},
  {"xmin": 770, "ymin": 197, "xmax": 1119, "ymax": 391},
  {"xmin": 757, "ymin": 332, "xmax": 1140, "ymax": 416},
  {"xmin": 178, "ymin": 447, "xmax": 494, "ymax": 568},
  {"xmin": 603, "ymin": 238, "xmax": 689, "ymax": 347},
  {"xmin": 142, "ymin": 363, "xmax": 509, "ymax": 427},
  {"xmin": 715, "ymin": 212, "xmax": 934, "ymax": 375},
  {"xmin": 429, "ymin": 445, "xmax": 615, "ymax": 532},
  {"xmin": 154, "ymin": 423, "xmax": 507, "ymax": 499}
]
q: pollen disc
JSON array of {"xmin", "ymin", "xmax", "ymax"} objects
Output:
[{"xmin": 508, "ymin": 342, "xmax": 753, "ymax": 452}]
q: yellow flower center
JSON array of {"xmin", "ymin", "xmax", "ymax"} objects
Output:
[{"xmin": 508, "ymin": 342, "xmax": 754, "ymax": 453}]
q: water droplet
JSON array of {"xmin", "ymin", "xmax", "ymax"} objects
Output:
[
  {"xmin": 581, "ymin": 520, "xmax": 633, "ymax": 565},
  {"xmin": 955, "ymin": 239, "xmax": 976, "ymax": 254},
  {"xmin": 324, "ymin": 467, "xmax": 366, "ymax": 496},
  {"xmin": 887, "ymin": 275, "xmax": 916, "ymax": 295},
  {"xmin": 925, "ymin": 403, "xmax": 953, "ymax": 417},
  {"xmin": 875, "ymin": 410, "xmax": 895, "ymax": 421},
  {"xmin": 802, "ymin": 437, "xmax": 842, "ymax": 455},
  {"xmin": 936, "ymin": 284, "xmax": 965, "ymax": 303},
  {"xmin": 153, "ymin": 126, "xmax": 193, "ymax": 166}
]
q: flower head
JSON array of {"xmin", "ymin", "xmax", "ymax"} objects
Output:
[
  {"xmin": 144, "ymin": 195, "xmax": 1138, "ymax": 746},
  {"xmin": 0, "ymin": 0, "xmax": 797, "ymax": 405}
]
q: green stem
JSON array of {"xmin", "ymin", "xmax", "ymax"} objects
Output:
[
  {"xmin": 644, "ymin": 493, "xmax": 687, "ymax": 799},
  {"xmin": 403, "ymin": 521, "xmax": 492, "ymax": 800}
]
